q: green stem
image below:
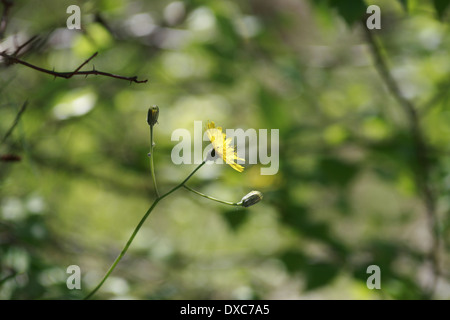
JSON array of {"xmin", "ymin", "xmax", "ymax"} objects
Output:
[
  {"xmin": 83, "ymin": 161, "xmax": 206, "ymax": 300},
  {"xmin": 183, "ymin": 185, "xmax": 241, "ymax": 206},
  {"xmin": 83, "ymin": 199, "xmax": 159, "ymax": 300},
  {"xmin": 149, "ymin": 126, "xmax": 159, "ymax": 198}
]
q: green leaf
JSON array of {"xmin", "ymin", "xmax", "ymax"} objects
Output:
[
  {"xmin": 280, "ymin": 205, "xmax": 349, "ymax": 255},
  {"xmin": 279, "ymin": 250, "xmax": 340, "ymax": 291},
  {"xmin": 304, "ymin": 262, "xmax": 340, "ymax": 290},
  {"xmin": 318, "ymin": 157, "xmax": 359, "ymax": 187},
  {"xmin": 328, "ymin": 0, "xmax": 367, "ymax": 26},
  {"xmin": 214, "ymin": 13, "xmax": 240, "ymax": 50},
  {"xmin": 397, "ymin": 0, "xmax": 408, "ymax": 11},
  {"xmin": 222, "ymin": 208, "xmax": 249, "ymax": 231},
  {"xmin": 257, "ymin": 88, "xmax": 288, "ymax": 128},
  {"xmin": 433, "ymin": 0, "xmax": 450, "ymax": 19},
  {"xmin": 279, "ymin": 250, "xmax": 306, "ymax": 274}
]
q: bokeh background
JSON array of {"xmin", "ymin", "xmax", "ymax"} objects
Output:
[{"xmin": 0, "ymin": 0, "xmax": 449, "ymax": 299}]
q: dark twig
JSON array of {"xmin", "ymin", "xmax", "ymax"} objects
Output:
[
  {"xmin": 0, "ymin": 51, "xmax": 148, "ymax": 83},
  {"xmin": 1, "ymin": 100, "xmax": 28, "ymax": 146},
  {"xmin": 12, "ymin": 35, "xmax": 38, "ymax": 56},
  {"xmin": 0, "ymin": 0, "xmax": 13, "ymax": 39},
  {"xmin": 0, "ymin": 271, "xmax": 18, "ymax": 286},
  {"xmin": 363, "ymin": 25, "xmax": 441, "ymax": 298},
  {"xmin": 0, "ymin": 154, "xmax": 21, "ymax": 162},
  {"xmin": 67, "ymin": 52, "xmax": 98, "ymax": 77}
]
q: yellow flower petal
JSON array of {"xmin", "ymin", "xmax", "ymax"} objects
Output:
[{"xmin": 205, "ymin": 121, "xmax": 244, "ymax": 172}]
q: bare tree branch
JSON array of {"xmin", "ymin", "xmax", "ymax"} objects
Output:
[
  {"xmin": 0, "ymin": 0, "xmax": 13, "ymax": 39},
  {"xmin": 1, "ymin": 50, "xmax": 148, "ymax": 84},
  {"xmin": 12, "ymin": 35, "xmax": 39, "ymax": 56},
  {"xmin": 363, "ymin": 24, "xmax": 441, "ymax": 298},
  {"xmin": 1, "ymin": 100, "xmax": 28, "ymax": 146}
]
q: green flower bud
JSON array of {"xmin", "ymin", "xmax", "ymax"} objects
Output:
[
  {"xmin": 240, "ymin": 191, "xmax": 263, "ymax": 207},
  {"xmin": 147, "ymin": 105, "xmax": 159, "ymax": 126}
]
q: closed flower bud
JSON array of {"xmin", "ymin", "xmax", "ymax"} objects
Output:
[
  {"xmin": 147, "ymin": 105, "xmax": 159, "ymax": 126},
  {"xmin": 240, "ymin": 191, "xmax": 263, "ymax": 207}
]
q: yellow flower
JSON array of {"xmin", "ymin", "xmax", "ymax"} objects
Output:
[{"xmin": 206, "ymin": 121, "xmax": 244, "ymax": 172}]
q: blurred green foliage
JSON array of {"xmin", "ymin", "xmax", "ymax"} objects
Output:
[{"xmin": 0, "ymin": 0, "xmax": 449, "ymax": 299}]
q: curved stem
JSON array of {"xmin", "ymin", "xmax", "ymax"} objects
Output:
[
  {"xmin": 183, "ymin": 185, "xmax": 241, "ymax": 206},
  {"xmin": 83, "ymin": 199, "xmax": 159, "ymax": 300},
  {"xmin": 149, "ymin": 126, "xmax": 159, "ymax": 198},
  {"xmin": 83, "ymin": 161, "xmax": 205, "ymax": 300}
]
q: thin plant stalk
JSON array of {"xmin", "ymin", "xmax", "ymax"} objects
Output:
[
  {"xmin": 149, "ymin": 125, "xmax": 159, "ymax": 198},
  {"xmin": 183, "ymin": 185, "xmax": 241, "ymax": 206}
]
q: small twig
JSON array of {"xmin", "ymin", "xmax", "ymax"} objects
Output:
[
  {"xmin": 0, "ymin": 0, "xmax": 13, "ymax": 39},
  {"xmin": 0, "ymin": 51, "xmax": 148, "ymax": 83},
  {"xmin": 1, "ymin": 100, "xmax": 28, "ymax": 146},
  {"xmin": 363, "ymin": 24, "xmax": 441, "ymax": 297},
  {"xmin": 0, "ymin": 271, "xmax": 18, "ymax": 286},
  {"xmin": 67, "ymin": 52, "xmax": 98, "ymax": 78},
  {"xmin": 12, "ymin": 35, "xmax": 38, "ymax": 57}
]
